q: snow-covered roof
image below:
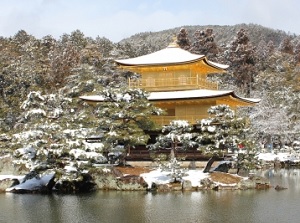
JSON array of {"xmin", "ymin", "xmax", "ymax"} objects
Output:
[
  {"xmin": 79, "ymin": 89, "xmax": 260, "ymax": 104},
  {"xmin": 148, "ymin": 89, "xmax": 260, "ymax": 104},
  {"xmin": 115, "ymin": 45, "xmax": 229, "ymax": 69},
  {"xmin": 148, "ymin": 89, "xmax": 231, "ymax": 100},
  {"xmin": 80, "ymin": 95, "xmax": 104, "ymax": 101}
]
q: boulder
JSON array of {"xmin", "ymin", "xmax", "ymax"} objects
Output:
[
  {"xmin": 169, "ymin": 182, "xmax": 182, "ymax": 191},
  {"xmin": 182, "ymin": 180, "xmax": 193, "ymax": 191},
  {"xmin": 6, "ymin": 171, "xmax": 56, "ymax": 194},
  {"xmin": 238, "ymin": 178, "xmax": 256, "ymax": 190},
  {"xmin": 91, "ymin": 167, "xmax": 148, "ymax": 191},
  {"xmin": 200, "ymin": 177, "xmax": 217, "ymax": 189},
  {"xmin": 213, "ymin": 161, "xmax": 232, "ymax": 173},
  {"xmin": 238, "ymin": 176, "xmax": 270, "ymax": 190},
  {"xmin": 275, "ymin": 185, "xmax": 287, "ymax": 190},
  {"xmin": 116, "ymin": 175, "xmax": 148, "ymax": 190},
  {"xmin": 156, "ymin": 184, "xmax": 171, "ymax": 192},
  {"xmin": 90, "ymin": 168, "xmax": 121, "ymax": 190},
  {"xmin": 0, "ymin": 178, "xmax": 19, "ymax": 192}
]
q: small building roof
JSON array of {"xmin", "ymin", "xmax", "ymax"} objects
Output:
[{"xmin": 115, "ymin": 44, "xmax": 229, "ymax": 70}]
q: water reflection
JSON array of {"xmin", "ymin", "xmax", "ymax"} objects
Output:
[
  {"xmin": 259, "ymin": 168, "xmax": 300, "ymax": 191},
  {"xmin": 1, "ymin": 169, "xmax": 300, "ymax": 223}
]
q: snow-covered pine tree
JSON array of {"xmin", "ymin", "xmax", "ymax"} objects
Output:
[
  {"xmin": 176, "ymin": 28, "xmax": 190, "ymax": 50},
  {"xmin": 95, "ymin": 87, "xmax": 164, "ymax": 163},
  {"xmin": 190, "ymin": 28, "xmax": 219, "ymax": 59},
  {"xmin": 148, "ymin": 120, "xmax": 197, "ymax": 182},
  {"xmin": 196, "ymin": 104, "xmax": 258, "ymax": 173},
  {"xmin": 149, "ymin": 120, "xmax": 197, "ymax": 160},
  {"xmin": 225, "ymin": 28, "xmax": 257, "ymax": 97}
]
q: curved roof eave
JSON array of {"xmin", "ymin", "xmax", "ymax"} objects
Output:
[
  {"xmin": 79, "ymin": 90, "xmax": 260, "ymax": 105},
  {"xmin": 115, "ymin": 46, "xmax": 228, "ymax": 70},
  {"xmin": 203, "ymin": 58, "xmax": 229, "ymax": 70},
  {"xmin": 231, "ymin": 92, "xmax": 261, "ymax": 104},
  {"xmin": 148, "ymin": 89, "xmax": 260, "ymax": 105}
]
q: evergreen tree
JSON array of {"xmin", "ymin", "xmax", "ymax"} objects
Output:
[
  {"xmin": 176, "ymin": 28, "xmax": 190, "ymax": 50},
  {"xmin": 196, "ymin": 105, "xmax": 257, "ymax": 173},
  {"xmin": 95, "ymin": 36, "xmax": 114, "ymax": 58},
  {"xmin": 293, "ymin": 41, "xmax": 300, "ymax": 63},
  {"xmin": 226, "ymin": 29, "xmax": 258, "ymax": 96},
  {"xmin": 190, "ymin": 28, "xmax": 219, "ymax": 59},
  {"xmin": 279, "ymin": 37, "xmax": 294, "ymax": 54},
  {"xmin": 267, "ymin": 40, "xmax": 275, "ymax": 54},
  {"xmin": 95, "ymin": 87, "xmax": 164, "ymax": 163},
  {"xmin": 149, "ymin": 120, "xmax": 197, "ymax": 160}
]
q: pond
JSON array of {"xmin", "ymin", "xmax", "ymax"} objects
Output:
[{"xmin": 0, "ymin": 168, "xmax": 299, "ymax": 223}]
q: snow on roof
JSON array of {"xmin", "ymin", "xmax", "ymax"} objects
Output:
[
  {"xmin": 115, "ymin": 46, "xmax": 202, "ymax": 66},
  {"xmin": 80, "ymin": 95, "xmax": 104, "ymax": 101},
  {"xmin": 79, "ymin": 89, "xmax": 260, "ymax": 104},
  {"xmin": 149, "ymin": 90, "xmax": 260, "ymax": 104},
  {"xmin": 206, "ymin": 60, "xmax": 229, "ymax": 70},
  {"xmin": 234, "ymin": 95, "xmax": 261, "ymax": 104},
  {"xmin": 115, "ymin": 45, "xmax": 229, "ymax": 69},
  {"xmin": 148, "ymin": 89, "xmax": 232, "ymax": 100}
]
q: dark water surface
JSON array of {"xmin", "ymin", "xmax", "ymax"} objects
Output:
[{"xmin": 1, "ymin": 168, "xmax": 300, "ymax": 223}]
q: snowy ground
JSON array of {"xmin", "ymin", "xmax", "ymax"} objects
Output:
[
  {"xmin": 140, "ymin": 168, "xmax": 210, "ymax": 188},
  {"xmin": 138, "ymin": 152, "xmax": 300, "ymax": 189},
  {"xmin": 258, "ymin": 152, "xmax": 300, "ymax": 162}
]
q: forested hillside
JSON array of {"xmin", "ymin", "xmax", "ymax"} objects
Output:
[
  {"xmin": 121, "ymin": 23, "xmax": 292, "ymax": 51},
  {"xmin": 1, "ymin": 23, "xmax": 300, "ymax": 151}
]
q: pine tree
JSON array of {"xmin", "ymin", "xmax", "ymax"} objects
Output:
[
  {"xmin": 149, "ymin": 120, "xmax": 197, "ymax": 181},
  {"xmin": 226, "ymin": 29, "xmax": 258, "ymax": 96},
  {"xmin": 95, "ymin": 87, "xmax": 164, "ymax": 164},
  {"xmin": 149, "ymin": 120, "xmax": 197, "ymax": 160},
  {"xmin": 279, "ymin": 37, "xmax": 294, "ymax": 54},
  {"xmin": 190, "ymin": 28, "xmax": 219, "ymax": 59},
  {"xmin": 196, "ymin": 105, "xmax": 257, "ymax": 173},
  {"xmin": 294, "ymin": 41, "xmax": 300, "ymax": 63},
  {"xmin": 176, "ymin": 28, "xmax": 190, "ymax": 50}
]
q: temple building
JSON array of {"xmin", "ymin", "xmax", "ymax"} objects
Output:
[{"xmin": 80, "ymin": 40, "xmax": 260, "ymax": 126}]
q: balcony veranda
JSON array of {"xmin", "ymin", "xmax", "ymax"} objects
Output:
[{"xmin": 128, "ymin": 76, "xmax": 218, "ymax": 92}]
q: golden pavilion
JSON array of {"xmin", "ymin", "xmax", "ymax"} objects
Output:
[{"xmin": 80, "ymin": 40, "xmax": 260, "ymax": 126}]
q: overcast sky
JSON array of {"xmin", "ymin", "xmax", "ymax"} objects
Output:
[{"xmin": 0, "ymin": 0, "xmax": 299, "ymax": 42}]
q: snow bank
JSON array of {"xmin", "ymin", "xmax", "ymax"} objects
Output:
[
  {"xmin": 141, "ymin": 169, "xmax": 173, "ymax": 188},
  {"xmin": 141, "ymin": 169, "xmax": 209, "ymax": 188},
  {"xmin": 258, "ymin": 152, "xmax": 300, "ymax": 162},
  {"xmin": 182, "ymin": 170, "xmax": 209, "ymax": 187}
]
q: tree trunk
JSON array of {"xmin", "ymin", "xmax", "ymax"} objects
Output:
[
  {"xmin": 169, "ymin": 142, "xmax": 176, "ymax": 160},
  {"xmin": 170, "ymin": 148, "xmax": 175, "ymax": 160},
  {"xmin": 203, "ymin": 155, "xmax": 218, "ymax": 173}
]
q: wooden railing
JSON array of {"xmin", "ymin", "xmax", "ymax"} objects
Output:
[
  {"xmin": 128, "ymin": 76, "xmax": 218, "ymax": 91},
  {"xmin": 151, "ymin": 115, "xmax": 208, "ymax": 126}
]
